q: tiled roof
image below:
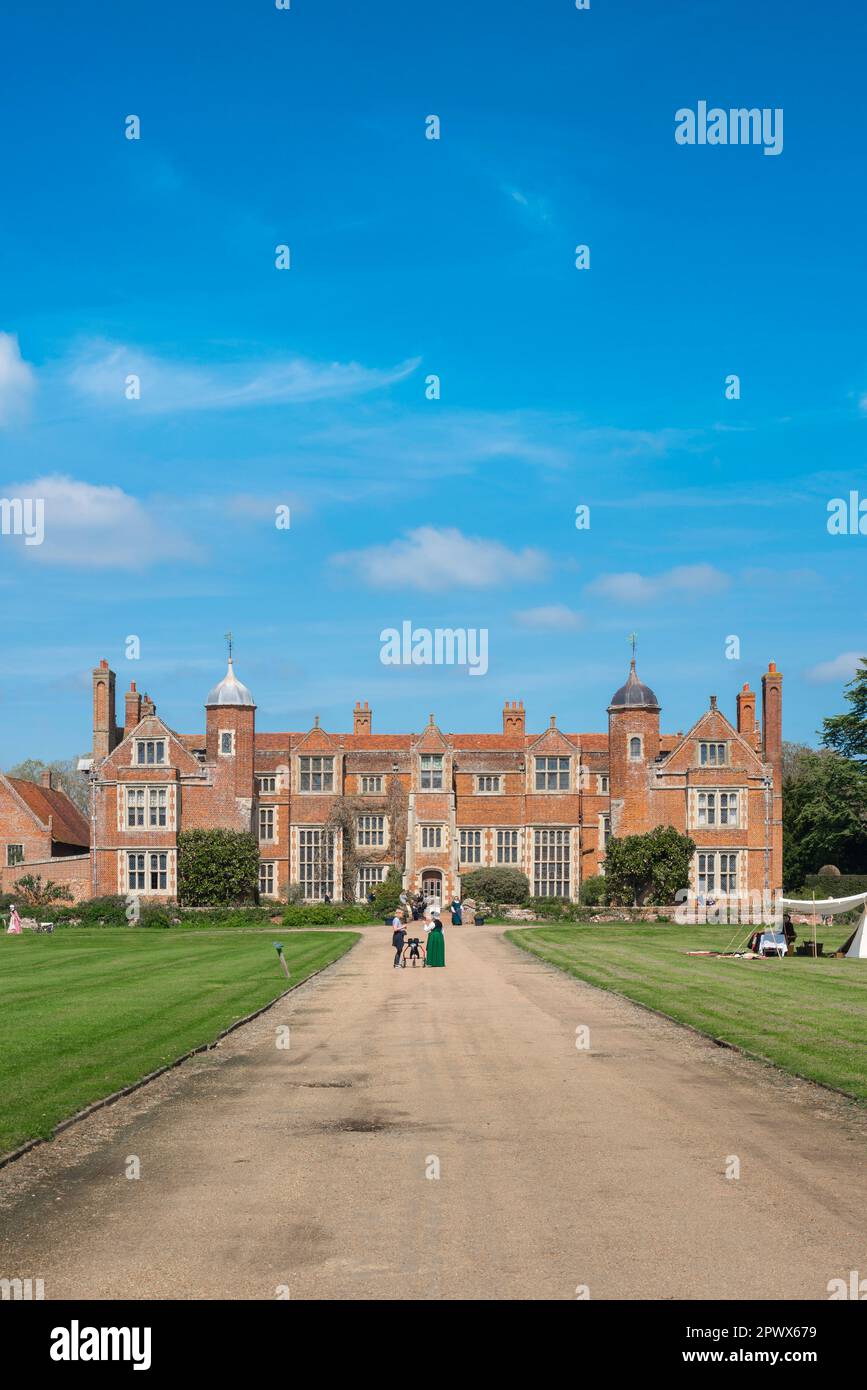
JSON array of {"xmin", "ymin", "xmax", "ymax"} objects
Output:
[{"xmin": 7, "ymin": 778, "xmax": 90, "ymax": 848}]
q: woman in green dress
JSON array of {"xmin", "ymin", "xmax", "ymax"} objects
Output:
[{"xmin": 426, "ymin": 915, "xmax": 445, "ymax": 967}]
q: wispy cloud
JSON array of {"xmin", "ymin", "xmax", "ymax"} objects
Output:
[
  {"xmin": 65, "ymin": 340, "xmax": 419, "ymax": 414},
  {"xmin": 513, "ymin": 604, "xmax": 585, "ymax": 631},
  {"xmin": 332, "ymin": 526, "xmax": 549, "ymax": 592},
  {"xmin": 0, "ymin": 333, "xmax": 36, "ymax": 425},
  {"xmin": 586, "ymin": 564, "xmax": 729, "ymax": 604},
  {"xmin": 2, "ymin": 474, "xmax": 202, "ymax": 569},
  {"xmin": 305, "ymin": 411, "xmax": 691, "ymax": 481},
  {"xmin": 804, "ymin": 651, "xmax": 865, "ymax": 684},
  {"xmin": 502, "ymin": 185, "xmax": 554, "ymax": 226}
]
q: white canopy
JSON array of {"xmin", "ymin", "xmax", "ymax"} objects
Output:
[
  {"xmin": 780, "ymin": 890, "xmax": 867, "ymax": 913},
  {"xmin": 780, "ymin": 891, "xmax": 867, "ymax": 960}
]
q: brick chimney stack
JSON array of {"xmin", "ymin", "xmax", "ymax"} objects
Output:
[
  {"xmin": 125, "ymin": 681, "xmax": 142, "ymax": 735},
  {"xmin": 761, "ymin": 661, "xmax": 783, "ymax": 768},
  {"xmin": 736, "ymin": 682, "xmax": 756, "ymax": 736},
  {"xmin": 41, "ymin": 768, "xmax": 52, "ymax": 789},
  {"xmin": 353, "ymin": 701, "xmax": 372, "ymax": 735},
  {"xmin": 92, "ymin": 659, "xmax": 119, "ymax": 761},
  {"xmin": 140, "ymin": 692, "xmax": 156, "ymax": 718},
  {"xmin": 503, "ymin": 700, "xmax": 525, "ymax": 737}
]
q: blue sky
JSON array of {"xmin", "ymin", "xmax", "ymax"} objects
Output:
[{"xmin": 0, "ymin": 0, "xmax": 865, "ymax": 760}]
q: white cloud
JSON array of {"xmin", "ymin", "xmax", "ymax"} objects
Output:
[
  {"xmin": 332, "ymin": 526, "xmax": 550, "ymax": 592},
  {"xmin": 513, "ymin": 604, "xmax": 585, "ymax": 631},
  {"xmin": 586, "ymin": 564, "xmax": 729, "ymax": 604},
  {"xmin": 0, "ymin": 333, "xmax": 36, "ymax": 425},
  {"xmin": 805, "ymin": 651, "xmax": 865, "ymax": 684},
  {"xmin": 2, "ymin": 474, "xmax": 201, "ymax": 569},
  {"xmin": 66, "ymin": 340, "xmax": 419, "ymax": 414}
]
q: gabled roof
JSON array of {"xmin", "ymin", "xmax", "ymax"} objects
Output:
[
  {"xmin": 5, "ymin": 777, "xmax": 90, "ymax": 847},
  {"xmin": 656, "ymin": 703, "xmax": 766, "ymax": 774}
]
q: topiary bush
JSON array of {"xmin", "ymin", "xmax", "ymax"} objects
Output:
[
  {"xmin": 177, "ymin": 829, "xmax": 259, "ymax": 906},
  {"xmin": 461, "ymin": 867, "xmax": 529, "ymax": 904}
]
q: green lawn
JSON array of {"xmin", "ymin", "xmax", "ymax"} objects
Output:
[
  {"xmin": 507, "ymin": 922, "xmax": 867, "ymax": 1101},
  {"xmin": 0, "ymin": 929, "xmax": 358, "ymax": 1154}
]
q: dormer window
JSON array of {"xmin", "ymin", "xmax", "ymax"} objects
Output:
[
  {"xmin": 420, "ymin": 754, "xmax": 444, "ymax": 790},
  {"xmin": 136, "ymin": 739, "xmax": 166, "ymax": 766},
  {"xmin": 219, "ymin": 730, "xmax": 235, "ymax": 756},
  {"xmin": 299, "ymin": 756, "xmax": 334, "ymax": 792},
  {"xmin": 535, "ymin": 756, "xmax": 570, "ymax": 791}
]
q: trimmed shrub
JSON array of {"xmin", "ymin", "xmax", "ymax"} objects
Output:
[
  {"xmin": 177, "ymin": 829, "xmax": 259, "ymax": 906},
  {"xmin": 461, "ymin": 868, "xmax": 529, "ymax": 904},
  {"xmin": 578, "ymin": 875, "xmax": 608, "ymax": 907},
  {"xmin": 800, "ymin": 873, "xmax": 867, "ymax": 900}
]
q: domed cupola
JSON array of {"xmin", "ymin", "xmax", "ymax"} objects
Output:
[
  {"xmin": 608, "ymin": 658, "xmax": 660, "ymax": 712},
  {"xmin": 205, "ymin": 657, "xmax": 255, "ymax": 708}
]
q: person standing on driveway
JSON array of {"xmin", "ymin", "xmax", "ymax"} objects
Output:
[{"xmin": 391, "ymin": 912, "xmax": 407, "ymax": 968}]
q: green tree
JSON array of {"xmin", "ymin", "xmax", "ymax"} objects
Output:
[
  {"xmin": 782, "ymin": 749, "xmax": 867, "ymax": 888},
  {"xmin": 373, "ymin": 866, "xmax": 404, "ymax": 916},
  {"xmin": 604, "ymin": 826, "xmax": 695, "ymax": 906},
  {"xmin": 821, "ymin": 658, "xmax": 867, "ymax": 762},
  {"xmin": 177, "ymin": 829, "xmax": 260, "ymax": 906}
]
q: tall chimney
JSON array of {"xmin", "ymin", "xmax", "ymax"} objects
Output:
[
  {"xmin": 41, "ymin": 768, "xmax": 52, "ymax": 789},
  {"xmin": 737, "ymin": 682, "xmax": 756, "ymax": 736},
  {"xmin": 761, "ymin": 662, "xmax": 783, "ymax": 767},
  {"xmin": 92, "ymin": 659, "xmax": 118, "ymax": 761},
  {"xmin": 125, "ymin": 681, "xmax": 143, "ymax": 735},
  {"xmin": 503, "ymin": 700, "xmax": 525, "ymax": 737},
  {"xmin": 353, "ymin": 700, "xmax": 372, "ymax": 735}
]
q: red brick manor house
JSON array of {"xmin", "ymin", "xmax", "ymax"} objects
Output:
[{"xmin": 39, "ymin": 650, "xmax": 781, "ymax": 905}]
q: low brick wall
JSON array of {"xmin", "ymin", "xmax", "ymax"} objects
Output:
[
  {"xmin": 1, "ymin": 854, "xmax": 91, "ymax": 902},
  {"xmin": 499, "ymin": 904, "xmax": 675, "ymax": 923}
]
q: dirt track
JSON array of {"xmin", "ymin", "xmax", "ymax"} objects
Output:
[{"xmin": 2, "ymin": 926, "xmax": 866, "ymax": 1300}]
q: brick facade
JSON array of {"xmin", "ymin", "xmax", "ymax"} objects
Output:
[
  {"xmin": 0, "ymin": 768, "xmax": 91, "ymax": 900},
  {"xmin": 83, "ymin": 655, "xmax": 784, "ymax": 904}
]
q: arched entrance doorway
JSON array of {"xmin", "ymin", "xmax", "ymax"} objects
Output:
[{"xmin": 421, "ymin": 869, "xmax": 443, "ymax": 909}]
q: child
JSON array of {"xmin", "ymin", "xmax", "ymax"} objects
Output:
[{"xmin": 391, "ymin": 912, "xmax": 407, "ymax": 968}]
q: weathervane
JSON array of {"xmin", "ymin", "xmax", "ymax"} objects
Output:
[
  {"xmin": 629, "ymin": 632, "xmax": 637, "ymax": 662},
  {"xmin": 225, "ymin": 630, "xmax": 234, "ymax": 663}
]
